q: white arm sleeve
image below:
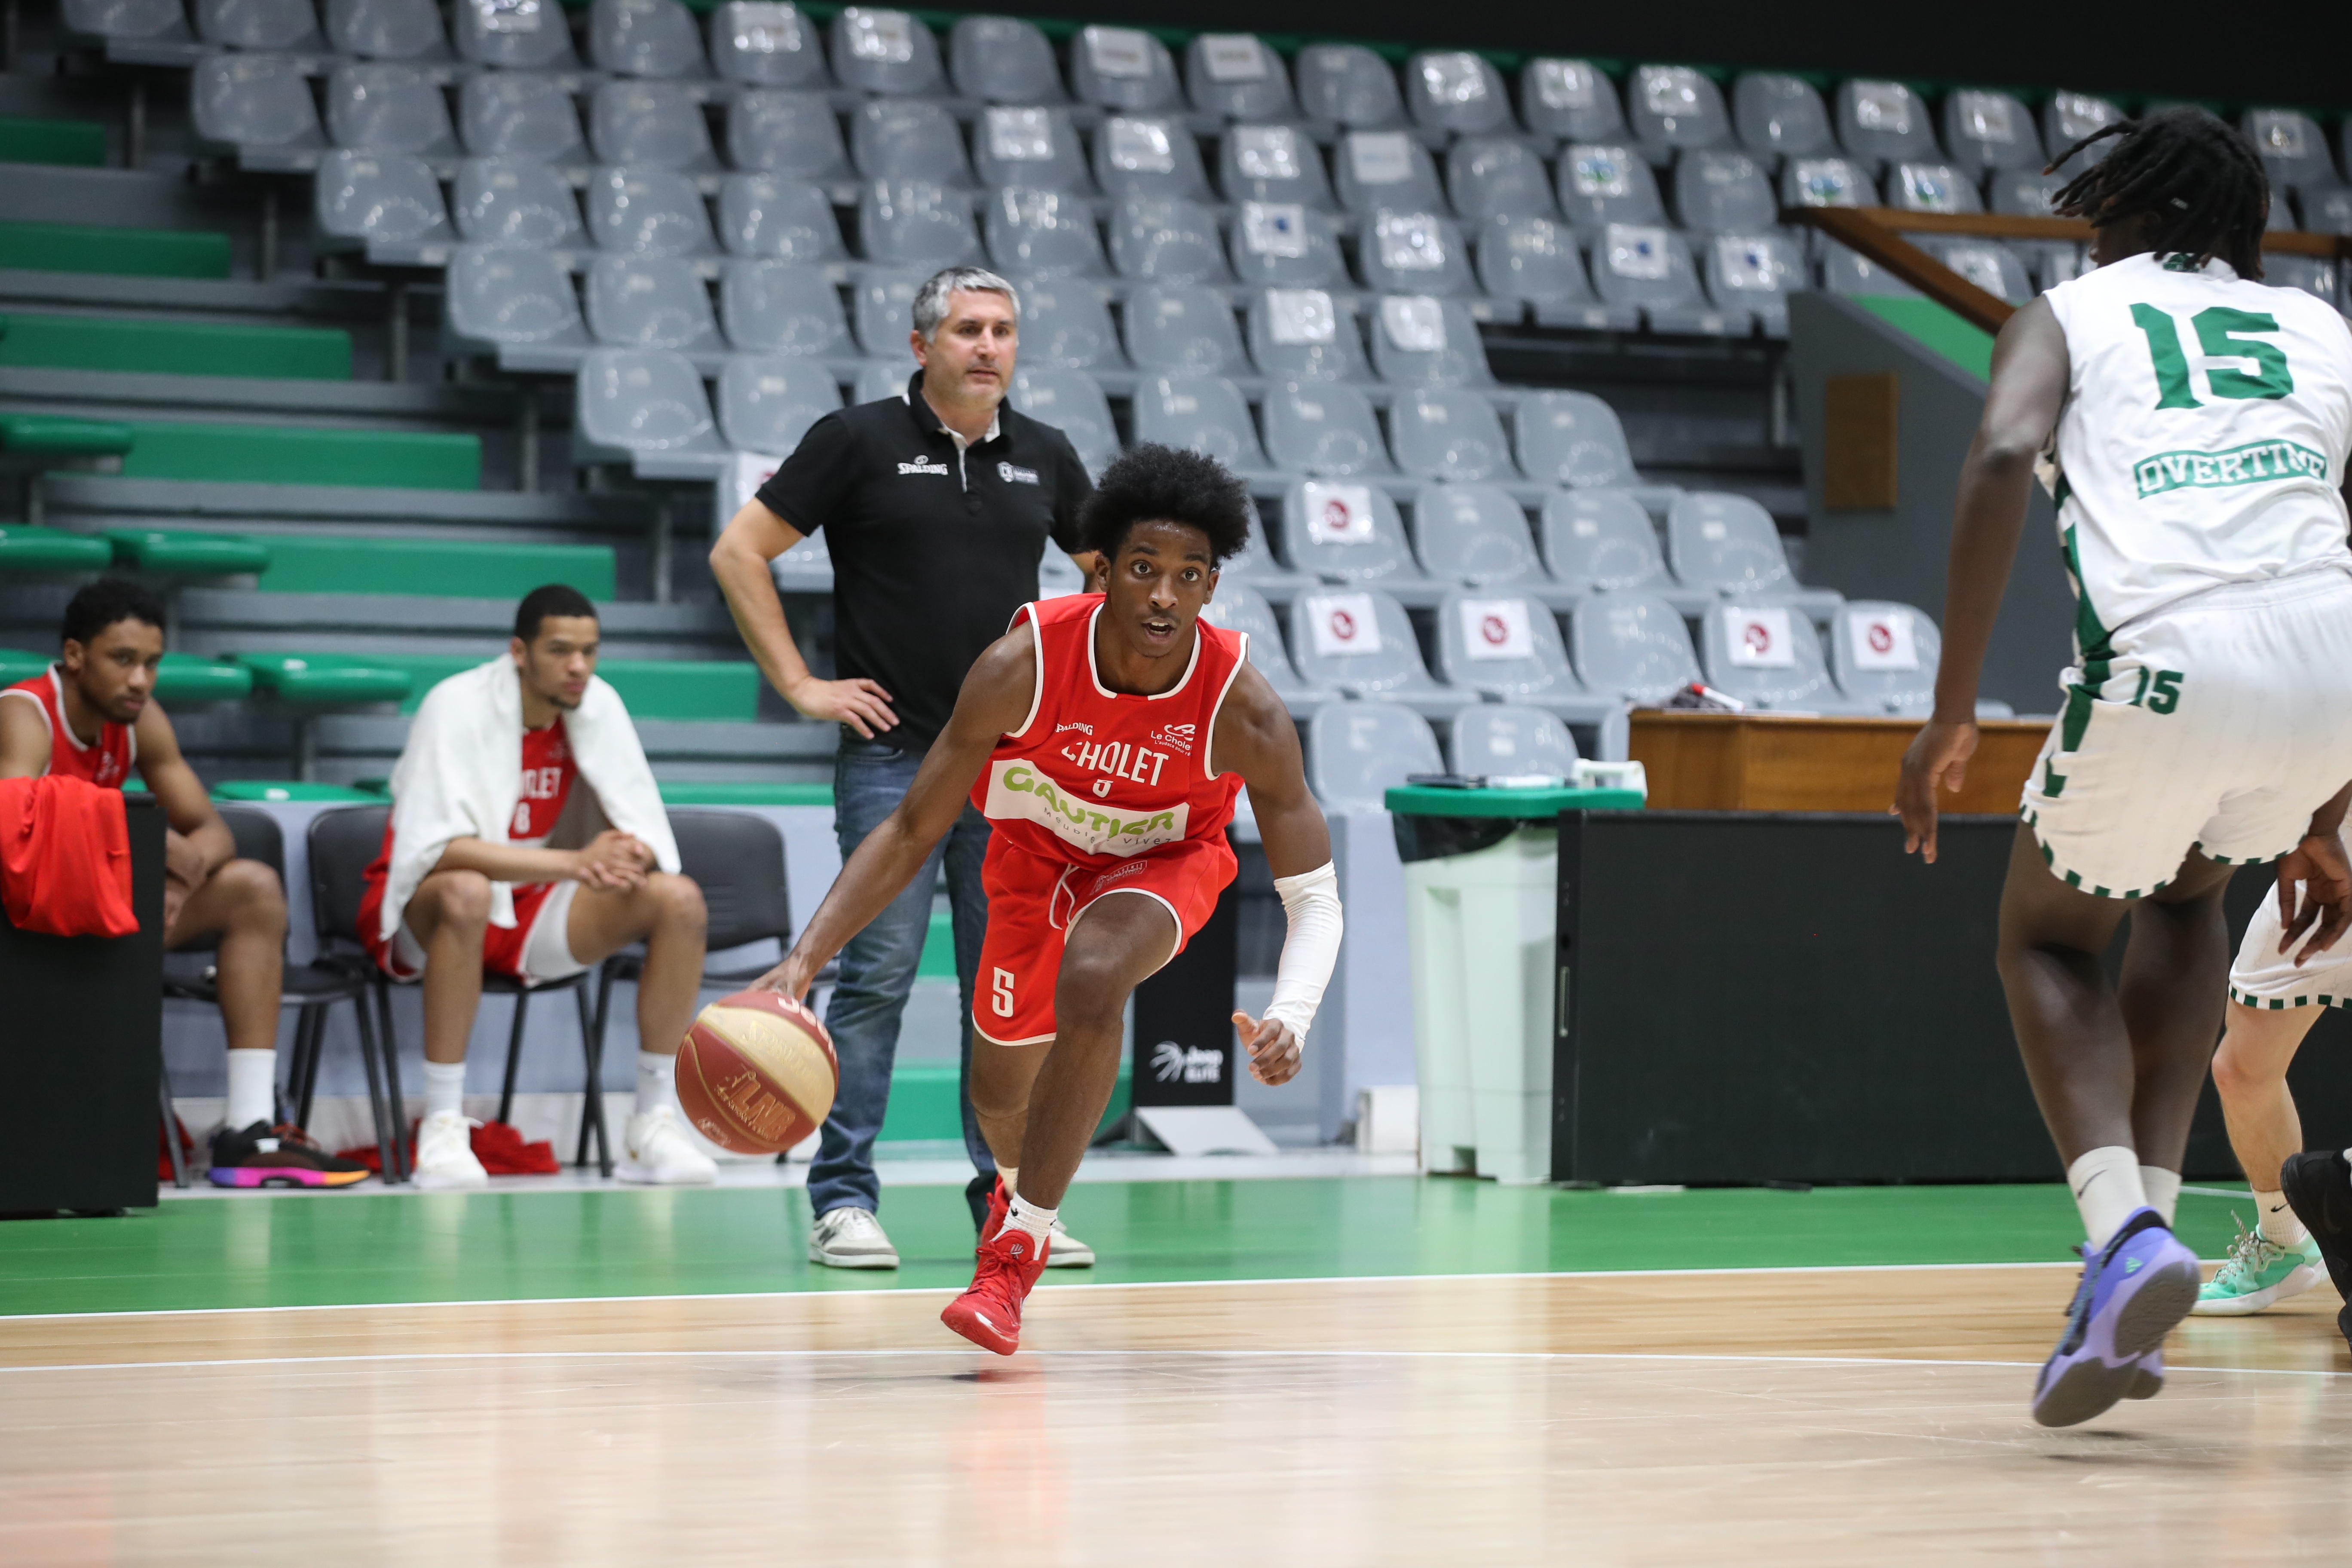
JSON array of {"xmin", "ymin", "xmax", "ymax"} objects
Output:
[{"xmin": 1263, "ymin": 861, "xmax": 1343, "ymax": 1043}]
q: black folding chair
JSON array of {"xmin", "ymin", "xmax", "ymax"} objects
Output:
[
  {"xmin": 159, "ymin": 804, "xmax": 400, "ymax": 1188},
  {"xmin": 302, "ymin": 805, "xmax": 410, "ymax": 1182}
]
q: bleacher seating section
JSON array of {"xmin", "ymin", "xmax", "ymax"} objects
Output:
[{"xmin": 10, "ymin": 1, "xmax": 2349, "ymax": 790}]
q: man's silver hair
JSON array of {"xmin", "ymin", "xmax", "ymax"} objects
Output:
[{"xmin": 912, "ymin": 266, "xmax": 1020, "ymax": 340}]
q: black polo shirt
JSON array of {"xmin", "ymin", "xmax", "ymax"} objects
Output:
[{"xmin": 754, "ymin": 371, "xmax": 1091, "ymax": 754}]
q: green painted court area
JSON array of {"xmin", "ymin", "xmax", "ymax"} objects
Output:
[{"xmin": 0, "ymin": 1179, "xmax": 2260, "ymax": 1319}]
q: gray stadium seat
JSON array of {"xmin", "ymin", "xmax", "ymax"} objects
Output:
[
  {"xmin": 1569, "ymin": 593, "xmax": 1700, "ymax": 703},
  {"xmin": 591, "ymin": 80, "xmax": 720, "ymax": 172},
  {"xmin": 1109, "ymin": 196, "xmax": 1230, "ymax": 284},
  {"xmin": 1539, "ymin": 488, "xmax": 1684, "ymax": 601},
  {"xmin": 1335, "ymin": 131, "xmax": 1447, "ymax": 216},
  {"xmin": 1369, "ymin": 295, "xmax": 1492, "ymax": 386},
  {"xmin": 1197, "ymin": 585, "xmax": 1331, "ymax": 712},
  {"xmin": 1220, "ymin": 496, "xmax": 1311, "ymax": 594},
  {"xmin": 1093, "ymin": 116, "xmax": 1212, "ymax": 202},
  {"xmin": 2264, "ymin": 255, "xmax": 2343, "ymax": 308},
  {"xmin": 729, "ymin": 91, "xmax": 853, "ymax": 184},
  {"xmin": 974, "ymin": 107, "xmax": 1093, "ymax": 193},
  {"xmin": 1924, "ymin": 238, "xmax": 2033, "ymax": 304},
  {"xmin": 64, "ymin": 0, "xmax": 192, "ymax": 46},
  {"xmin": 851, "ymin": 267, "xmax": 923, "ymax": 357},
  {"xmin": 1295, "ymin": 44, "xmax": 1403, "ymax": 129},
  {"xmin": 1263, "ymin": 380, "xmax": 1392, "ymax": 477},
  {"xmin": 2245, "ymin": 110, "xmax": 2339, "ymax": 195},
  {"xmin": 1414, "ymin": 484, "xmax": 1548, "ymax": 588},
  {"xmin": 948, "ymin": 15, "xmax": 1060, "ymax": 102},
  {"xmin": 858, "ymin": 181, "xmax": 980, "ymax": 270},
  {"xmin": 1230, "ymin": 202, "xmax": 1348, "ymax": 289},
  {"xmin": 1698, "ymin": 602, "xmax": 1853, "ymax": 711},
  {"xmin": 1836, "ymin": 80, "xmax": 1940, "ymax": 172},
  {"xmin": 2301, "ymin": 185, "xmax": 2352, "ymax": 237},
  {"xmin": 195, "ymin": 0, "xmax": 322, "ymax": 51},
  {"xmin": 191, "ymin": 52, "xmax": 325, "ymax": 155},
  {"xmin": 459, "ymin": 73, "xmax": 586, "ymax": 163},
  {"xmin": 453, "ymin": 0, "xmax": 579, "ymax": 70},
  {"xmin": 1667, "ymin": 491, "xmax": 1838, "ymax": 614},
  {"xmin": 1218, "ymin": 123, "xmax": 1335, "ymax": 209},
  {"xmin": 1474, "ymin": 214, "xmax": 1640, "ymax": 331},
  {"xmin": 1186, "ymin": 34, "xmax": 1292, "ymax": 122},
  {"xmin": 586, "ymin": 165, "xmax": 717, "ymax": 256},
  {"xmin": 325, "ymin": 0, "xmax": 446, "ymax": 60},
  {"xmin": 1557, "ymin": 144, "xmax": 1666, "ymax": 234},
  {"xmin": 1822, "ymin": 242, "xmax": 1916, "ymax": 299},
  {"xmin": 1519, "ymin": 58, "xmax": 1622, "ymax": 143},
  {"xmin": 719, "ymin": 258, "xmax": 849, "ymax": 355},
  {"xmin": 1406, "ymin": 51, "xmax": 1512, "ymax": 137},
  {"xmin": 1673, "ymin": 150, "xmax": 1776, "ymax": 233},
  {"xmin": 455, "ymin": 157, "xmax": 583, "ymax": 248},
  {"xmin": 1890, "ymin": 161, "xmax": 1983, "ymax": 215},
  {"xmin": 717, "ymin": 353, "xmax": 840, "ymax": 453},
  {"xmin": 710, "ymin": 1, "xmax": 829, "ymax": 88},
  {"xmin": 1122, "ymin": 284, "xmax": 1247, "ymax": 376},
  {"xmin": 1432, "ymin": 591, "xmax": 1613, "ymax": 722},
  {"xmin": 829, "ymin": 6, "xmax": 943, "ymax": 96},
  {"xmin": 1943, "ymin": 90, "xmax": 2043, "ymax": 179},
  {"xmin": 1290, "ymin": 590, "xmax": 1475, "ymax": 716},
  {"xmin": 985, "ymin": 188, "xmax": 1108, "ymax": 279},
  {"xmin": 1701, "ymin": 232, "xmax": 1802, "ymax": 336},
  {"xmin": 589, "ymin": 0, "xmax": 709, "ymax": 79},
  {"xmin": 1593, "ymin": 224, "xmax": 1752, "ymax": 337},
  {"xmin": 1071, "ymin": 25, "xmax": 1181, "ymax": 113},
  {"xmin": 1828, "ymin": 601, "xmax": 1942, "ymax": 715},
  {"xmin": 1991, "ymin": 170, "xmax": 2065, "ymax": 216},
  {"xmin": 586, "ymin": 254, "xmax": 723, "ymax": 354},
  {"xmin": 718, "ymin": 175, "xmax": 845, "ymax": 261},
  {"xmin": 1305, "ymin": 701, "xmax": 1444, "ymax": 812},
  {"xmin": 1271, "ymin": 477, "xmax": 1424, "ymax": 590},
  {"xmin": 1130, "ymin": 374, "xmax": 1267, "ymax": 471},
  {"xmin": 1731, "ymin": 74, "xmax": 1833, "ymax": 162},
  {"xmin": 446, "ymin": 245, "xmax": 588, "ymax": 352},
  {"xmin": 1627, "ymin": 65, "xmax": 1731, "ymax": 159},
  {"xmin": 853, "ymin": 358, "xmax": 916, "ymax": 404},
  {"xmin": 1390, "ymin": 387, "xmax": 1517, "ymax": 483},
  {"xmin": 1450, "ymin": 704, "xmax": 1580, "ymax": 776},
  {"xmin": 1246, "ymin": 287, "xmax": 1368, "ymax": 382},
  {"xmin": 576, "ymin": 347, "xmax": 721, "ymax": 458},
  {"xmin": 326, "ymin": 64, "xmax": 458, "ymax": 156},
  {"xmin": 852, "ymin": 99, "xmax": 972, "ymax": 187},
  {"xmin": 1358, "ymin": 210, "xmax": 1476, "ymax": 297},
  {"xmin": 2043, "ymin": 92, "xmax": 2122, "ymax": 175},
  {"xmin": 1516, "ymin": 390, "xmax": 1641, "ymax": 490},
  {"xmin": 316, "ymin": 150, "xmax": 454, "ymax": 249},
  {"xmin": 1448, "ymin": 137, "xmax": 1557, "ymax": 222},
  {"xmin": 1008, "ymin": 366, "xmax": 1119, "ymax": 474},
  {"xmin": 1013, "ymin": 279, "xmax": 1124, "ymax": 371},
  {"xmin": 1780, "ymin": 156, "xmax": 1875, "ymax": 211}
]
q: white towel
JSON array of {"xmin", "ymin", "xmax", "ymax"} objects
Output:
[{"xmin": 378, "ymin": 657, "xmax": 679, "ymax": 942}]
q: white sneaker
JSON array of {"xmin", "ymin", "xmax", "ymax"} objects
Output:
[
  {"xmin": 617, "ymin": 1105, "xmax": 718, "ymax": 1186},
  {"xmin": 411, "ymin": 1110, "xmax": 487, "ymax": 1191},
  {"xmin": 809, "ymin": 1207, "xmax": 900, "ymax": 1268},
  {"xmin": 1044, "ymin": 1216, "xmax": 1095, "ymax": 1268}
]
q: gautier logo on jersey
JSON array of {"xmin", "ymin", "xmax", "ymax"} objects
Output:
[
  {"xmin": 897, "ymin": 454, "xmax": 950, "ymax": 476},
  {"xmin": 982, "ymin": 760, "xmax": 1188, "ymax": 856}
]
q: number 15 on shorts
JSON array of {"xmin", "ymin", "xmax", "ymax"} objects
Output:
[
  {"xmin": 2129, "ymin": 668, "xmax": 2185, "ymax": 714},
  {"xmin": 992, "ymin": 968, "xmax": 1016, "ymax": 1019}
]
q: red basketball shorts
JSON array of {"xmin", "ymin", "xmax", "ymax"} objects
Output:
[{"xmin": 973, "ymin": 835, "xmax": 1235, "ymax": 1046}]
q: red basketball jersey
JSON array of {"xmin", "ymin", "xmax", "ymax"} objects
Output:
[
  {"xmin": 971, "ymin": 594, "xmax": 1250, "ymax": 868},
  {"xmin": 2, "ymin": 666, "xmax": 135, "ymax": 790}
]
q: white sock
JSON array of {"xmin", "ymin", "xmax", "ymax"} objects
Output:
[
  {"xmin": 422, "ymin": 1059, "xmax": 466, "ymax": 1122},
  {"xmin": 636, "ymin": 1050, "xmax": 680, "ymax": 1119},
  {"xmin": 2138, "ymin": 1165, "xmax": 2181, "ymax": 1227},
  {"xmin": 1004, "ymin": 1195, "xmax": 1057, "ymax": 1247},
  {"xmin": 2068, "ymin": 1146, "xmax": 2149, "ymax": 1252},
  {"xmin": 999, "ymin": 1164, "xmax": 1018, "ymax": 1198},
  {"xmin": 2254, "ymin": 1188, "xmax": 2309, "ymax": 1248},
  {"xmin": 224, "ymin": 1048, "xmax": 278, "ymax": 1130}
]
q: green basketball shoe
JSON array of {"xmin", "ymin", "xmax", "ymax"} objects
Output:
[{"xmin": 2193, "ymin": 1217, "xmax": 2324, "ymax": 1316}]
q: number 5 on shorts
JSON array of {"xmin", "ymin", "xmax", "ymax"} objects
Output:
[{"xmin": 991, "ymin": 968, "xmax": 1016, "ymax": 1018}]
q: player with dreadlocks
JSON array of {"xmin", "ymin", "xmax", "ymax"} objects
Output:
[{"xmin": 1894, "ymin": 107, "xmax": 2352, "ymax": 1426}]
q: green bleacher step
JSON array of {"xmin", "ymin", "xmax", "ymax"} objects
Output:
[
  {"xmin": 211, "ymin": 780, "xmax": 385, "ymax": 803},
  {"xmin": 0, "ymin": 413, "xmax": 135, "ymax": 457},
  {"xmin": 156, "ymin": 652, "xmax": 254, "ymax": 704},
  {"xmin": 119, "ymin": 424, "xmax": 480, "ymax": 490},
  {"xmin": 0, "ymin": 527, "xmax": 112, "ymax": 571},
  {"xmin": 371, "ymin": 654, "xmax": 761, "ymax": 719},
  {"xmin": 255, "ymin": 536, "xmax": 612, "ymax": 600},
  {"xmin": 657, "ymin": 781, "xmax": 833, "ymax": 807},
  {"xmin": 107, "ymin": 530, "xmax": 271, "ymax": 576},
  {"xmin": 0, "ymin": 313, "xmax": 352, "ymax": 380},
  {"xmin": 876, "ymin": 1060, "xmax": 1131, "ymax": 1145},
  {"xmin": 0, "ymin": 117, "xmax": 107, "ymax": 168},
  {"xmin": 1855, "ymin": 297, "xmax": 1995, "ymax": 382},
  {"xmin": 231, "ymin": 652, "xmax": 413, "ymax": 706},
  {"xmin": 0, "ymin": 648, "xmax": 50, "ymax": 683},
  {"xmin": 0, "ymin": 220, "xmax": 233, "ymax": 281}
]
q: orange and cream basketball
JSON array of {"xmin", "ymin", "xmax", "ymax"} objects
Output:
[{"xmin": 676, "ymin": 989, "xmax": 839, "ymax": 1155}]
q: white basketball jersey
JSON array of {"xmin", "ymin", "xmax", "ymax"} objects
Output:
[{"xmin": 2042, "ymin": 251, "xmax": 2352, "ymax": 646}]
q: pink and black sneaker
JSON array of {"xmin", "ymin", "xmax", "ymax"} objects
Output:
[{"xmin": 208, "ymin": 1122, "xmax": 371, "ymax": 1189}]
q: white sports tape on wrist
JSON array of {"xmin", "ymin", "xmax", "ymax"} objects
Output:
[{"xmin": 1265, "ymin": 861, "xmax": 1342, "ymax": 1042}]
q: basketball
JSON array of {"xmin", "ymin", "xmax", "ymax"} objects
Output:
[{"xmin": 675, "ymin": 989, "xmax": 839, "ymax": 1155}]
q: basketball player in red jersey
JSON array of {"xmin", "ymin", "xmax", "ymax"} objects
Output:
[{"xmin": 765, "ymin": 444, "xmax": 1344, "ymax": 1353}]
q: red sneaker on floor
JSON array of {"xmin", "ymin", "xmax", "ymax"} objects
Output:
[
  {"xmin": 942, "ymin": 1223, "xmax": 1049, "ymax": 1356},
  {"xmin": 980, "ymin": 1174, "xmax": 1011, "ymax": 1243}
]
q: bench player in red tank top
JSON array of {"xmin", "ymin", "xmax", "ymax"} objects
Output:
[{"xmin": 765, "ymin": 445, "xmax": 1344, "ymax": 1354}]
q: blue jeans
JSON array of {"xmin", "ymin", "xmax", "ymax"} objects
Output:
[{"xmin": 807, "ymin": 734, "xmax": 994, "ymax": 1218}]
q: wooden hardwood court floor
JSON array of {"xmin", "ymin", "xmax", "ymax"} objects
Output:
[{"xmin": 5, "ymin": 1264, "xmax": 2348, "ymax": 1566}]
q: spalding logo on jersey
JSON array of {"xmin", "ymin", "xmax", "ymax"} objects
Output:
[{"xmin": 981, "ymin": 760, "xmax": 1189, "ymax": 857}]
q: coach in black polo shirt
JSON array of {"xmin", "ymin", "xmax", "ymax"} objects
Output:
[{"xmin": 710, "ymin": 265, "xmax": 1096, "ymax": 1271}]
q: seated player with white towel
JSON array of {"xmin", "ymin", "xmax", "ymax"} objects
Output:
[{"xmin": 357, "ymin": 585, "xmax": 715, "ymax": 1189}]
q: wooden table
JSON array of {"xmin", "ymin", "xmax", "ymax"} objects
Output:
[{"xmin": 1627, "ymin": 710, "xmax": 2051, "ymax": 813}]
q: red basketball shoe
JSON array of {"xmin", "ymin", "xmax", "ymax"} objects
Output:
[
  {"xmin": 980, "ymin": 1174, "xmax": 1011, "ymax": 1243},
  {"xmin": 942, "ymin": 1223, "xmax": 1049, "ymax": 1355}
]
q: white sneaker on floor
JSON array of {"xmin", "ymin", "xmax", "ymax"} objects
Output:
[
  {"xmin": 411, "ymin": 1110, "xmax": 487, "ymax": 1191},
  {"xmin": 617, "ymin": 1105, "xmax": 718, "ymax": 1186},
  {"xmin": 809, "ymin": 1207, "xmax": 900, "ymax": 1268},
  {"xmin": 1044, "ymin": 1216, "xmax": 1095, "ymax": 1268}
]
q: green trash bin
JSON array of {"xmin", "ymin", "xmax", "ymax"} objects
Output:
[{"xmin": 1388, "ymin": 773, "xmax": 1645, "ymax": 1184}]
